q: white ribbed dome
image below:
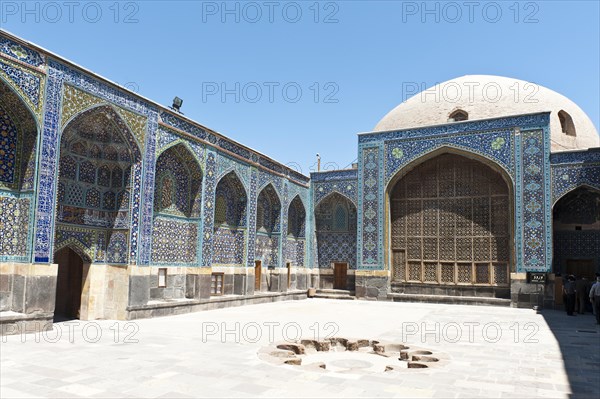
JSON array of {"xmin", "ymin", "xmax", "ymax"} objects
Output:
[{"xmin": 374, "ymin": 75, "xmax": 599, "ymax": 152}]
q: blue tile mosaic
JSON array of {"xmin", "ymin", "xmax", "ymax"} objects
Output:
[{"xmin": 0, "ymin": 37, "xmax": 45, "ymax": 67}]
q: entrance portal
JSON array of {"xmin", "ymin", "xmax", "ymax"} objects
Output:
[
  {"xmin": 54, "ymin": 247, "xmax": 84, "ymax": 321},
  {"xmin": 552, "ymin": 186, "xmax": 600, "ymax": 277},
  {"xmin": 388, "ymin": 152, "xmax": 512, "ymax": 294}
]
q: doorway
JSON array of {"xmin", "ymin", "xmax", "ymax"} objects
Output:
[
  {"xmin": 333, "ymin": 263, "xmax": 348, "ymax": 290},
  {"xmin": 255, "ymin": 260, "xmax": 262, "ymax": 291},
  {"xmin": 54, "ymin": 247, "xmax": 84, "ymax": 321},
  {"xmin": 566, "ymin": 259, "xmax": 595, "ymax": 280}
]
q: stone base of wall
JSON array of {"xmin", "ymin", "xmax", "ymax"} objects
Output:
[
  {"xmin": 388, "ymin": 293, "xmax": 511, "ymax": 306},
  {"xmin": 0, "ymin": 262, "xmax": 58, "ymax": 335},
  {"xmin": 129, "ymin": 266, "xmax": 213, "ymax": 307},
  {"xmin": 1, "ymin": 263, "xmax": 317, "ymax": 333},
  {"xmin": 390, "ymin": 282, "xmax": 510, "ymax": 298},
  {"xmin": 317, "ymin": 269, "xmax": 356, "ymax": 291},
  {"xmin": 4, "ymin": 262, "xmax": 557, "ymax": 333},
  {"xmin": 0, "ymin": 312, "xmax": 54, "ymax": 336},
  {"xmin": 252, "ymin": 266, "xmax": 314, "ymax": 294},
  {"xmin": 355, "ymin": 271, "xmax": 389, "ymax": 300},
  {"xmin": 510, "ymin": 272, "xmax": 555, "ymax": 309},
  {"xmin": 126, "ymin": 290, "xmax": 307, "ymax": 320},
  {"xmin": 0, "ymin": 263, "xmax": 57, "ymax": 314},
  {"xmin": 354, "ymin": 269, "xmax": 522, "ymax": 306}
]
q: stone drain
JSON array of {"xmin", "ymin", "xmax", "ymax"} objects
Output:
[{"xmin": 258, "ymin": 338, "xmax": 446, "ymax": 374}]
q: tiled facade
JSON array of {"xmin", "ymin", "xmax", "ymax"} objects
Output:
[
  {"xmin": 550, "ymin": 149, "xmax": 600, "ymax": 275},
  {"xmin": 0, "ymin": 31, "xmax": 599, "ymax": 324}
]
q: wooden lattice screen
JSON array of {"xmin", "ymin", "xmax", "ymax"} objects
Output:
[{"xmin": 391, "ymin": 154, "xmax": 510, "ymax": 286}]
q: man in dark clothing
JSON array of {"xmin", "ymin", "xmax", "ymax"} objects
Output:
[
  {"xmin": 563, "ymin": 275, "xmax": 576, "ymax": 316},
  {"xmin": 575, "ymin": 277, "xmax": 589, "ymax": 314},
  {"xmin": 590, "ymin": 276, "xmax": 600, "ymax": 324}
]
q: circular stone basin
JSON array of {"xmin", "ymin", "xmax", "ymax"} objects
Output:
[
  {"xmin": 301, "ymin": 351, "xmax": 407, "ymax": 373},
  {"xmin": 258, "ymin": 338, "xmax": 444, "ymax": 374}
]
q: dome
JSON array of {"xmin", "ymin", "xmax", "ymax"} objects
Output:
[{"xmin": 374, "ymin": 75, "xmax": 599, "ymax": 152}]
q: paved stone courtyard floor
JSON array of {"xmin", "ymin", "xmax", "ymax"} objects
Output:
[{"xmin": 1, "ymin": 299, "xmax": 599, "ymax": 398}]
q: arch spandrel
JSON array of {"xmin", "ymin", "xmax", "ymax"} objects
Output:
[
  {"xmin": 53, "ymin": 238, "xmax": 93, "ymax": 264},
  {"xmin": 385, "ymin": 143, "xmax": 516, "ymax": 190},
  {"xmin": 315, "ymin": 190, "xmax": 357, "ymax": 210},
  {"xmin": 0, "ymin": 59, "xmax": 45, "ymax": 119},
  {"xmin": 61, "ymin": 86, "xmax": 147, "ymax": 152}
]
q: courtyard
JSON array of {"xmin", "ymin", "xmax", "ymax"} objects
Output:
[{"xmin": 2, "ymin": 299, "xmax": 599, "ymax": 398}]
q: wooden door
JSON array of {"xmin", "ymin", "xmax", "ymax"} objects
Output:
[
  {"xmin": 287, "ymin": 262, "xmax": 291, "ymax": 289},
  {"xmin": 333, "ymin": 263, "xmax": 347, "ymax": 290},
  {"xmin": 54, "ymin": 247, "xmax": 83, "ymax": 320},
  {"xmin": 566, "ymin": 259, "xmax": 595, "ymax": 280},
  {"xmin": 554, "ymin": 276, "xmax": 563, "ymax": 306},
  {"xmin": 255, "ymin": 260, "xmax": 262, "ymax": 291}
]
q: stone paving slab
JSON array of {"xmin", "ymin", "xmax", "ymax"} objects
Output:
[{"xmin": 2, "ymin": 299, "xmax": 599, "ymax": 398}]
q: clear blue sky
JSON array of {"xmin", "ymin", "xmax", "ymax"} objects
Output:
[{"xmin": 3, "ymin": 0, "xmax": 599, "ymax": 174}]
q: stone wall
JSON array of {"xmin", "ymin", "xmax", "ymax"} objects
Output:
[
  {"xmin": 0, "ymin": 263, "xmax": 57, "ymax": 314},
  {"xmin": 510, "ymin": 272, "xmax": 555, "ymax": 309},
  {"xmin": 355, "ymin": 271, "xmax": 389, "ymax": 300}
]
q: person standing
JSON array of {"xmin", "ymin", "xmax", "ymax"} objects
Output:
[
  {"xmin": 593, "ymin": 273, "xmax": 600, "ymax": 316},
  {"xmin": 563, "ymin": 275, "xmax": 576, "ymax": 316},
  {"xmin": 575, "ymin": 277, "xmax": 589, "ymax": 314},
  {"xmin": 590, "ymin": 276, "xmax": 600, "ymax": 324}
]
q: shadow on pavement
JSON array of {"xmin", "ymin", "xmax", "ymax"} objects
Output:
[{"xmin": 540, "ymin": 309, "xmax": 600, "ymax": 398}]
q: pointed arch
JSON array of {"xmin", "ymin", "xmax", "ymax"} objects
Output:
[
  {"xmin": 216, "ymin": 168, "xmax": 249, "ymax": 198},
  {"xmin": 257, "ymin": 180, "xmax": 283, "ymax": 203},
  {"xmin": 157, "ymin": 139, "xmax": 203, "ymax": 172},
  {"xmin": 60, "ymin": 104, "xmax": 142, "ymax": 160},
  {"xmin": 214, "ymin": 171, "xmax": 248, "ymax": 228},
  {"xmin": 285, "ymin": 194, "xmax": 307, "ymax": 268},
  {"xmin": 552, "ymin": 185, "xmax": 600, "ymax": 276},
  {"xmin": 151, "ymin": 142, "xmax": 203, "ymax": 265},
  {"xmin": 53, "ymin": 238, "xmax": 93, "ymax": 263},
  {"xmin": 212, "ymin": 171, "xmax": 248, "ymax": 266},
  {"xmin": 0, "ymin": 78, "xmax": 41, "ymax": 260},
  {"xmin": 553, "ymin": 184, "xmax": 600, "ymax": 208},
  {"xmin": 0, "ymin": 78, "xmax": 40, "ymax": 192},
  {"xmin": 256, "ymin": 183, "xmax": 282, "ymax": 234},
  {"xmin": 153, "ymin": 142, "xmax": 203, "ymax": 218},
  {"xmin": 254, "ymin": 183, "xmax": 282, "ymax": 267},
  {"xmin": 449, "ymin": 109, "xmax": 468, "ymax": 122},
  {"xmin": 558, "ymin": 110, "xmax": 576, "ymax": 137},
  {"xmin": 552, "ymin": 186, "xmax": 600, "ymax": 224},
  {"xmin": 0, "ymin": 74, "xmax": 41, "ymax": 124},
  {"xmin": 287, "ymin": 195, "xmax": 306, "ymax": 238},
  {"xmin": 386, "ymin": 145, "xmax": 514, "ymax": 194},
  {"xmin": 216, "ymin": 169, "xmax": 248, "ymax": 197},
  {"xmin": 315, "ymin": 190, "xmax": 357, "ymax": 211},
  {"xmin": 315, "ymin": 191, "xmax": 358, "ymax": 269},
  {"xmin": 54, "ymin": 104, "xmax": 140, "ymax": 267},
  {"xmin": 315, "ymin": 192, "xmax": 357, "ymax": 233},
  {"xmin": 386, "ymin": 148, "xmax": 514, "ymax": 290}
]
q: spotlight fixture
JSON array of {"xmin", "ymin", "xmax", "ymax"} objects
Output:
[{"xmin": 171, "ymin": 96, "xmax": 184, "ymax": 114}]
